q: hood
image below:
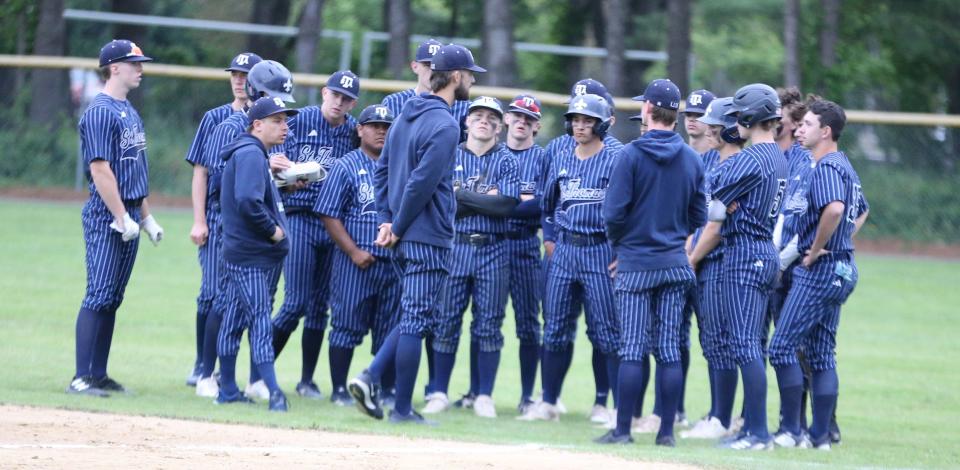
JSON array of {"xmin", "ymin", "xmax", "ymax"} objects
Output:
[
  {"xmin": 220, "ymin": 133, "xmax": 265, "ymax": 162},
  {"xmin": 631, "ymin": 129, "xmax": 686, "ymax": 164},
  {"xmin": 402, "ymin": 93, "xmax": 452, "ymax": 121}
]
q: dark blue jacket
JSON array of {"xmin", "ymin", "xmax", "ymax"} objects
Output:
[
  {"xmin": 603, "ymin": 129, "xmax": 706, "ymax": 271},
  {"xmin": 375, "ymin": 94, "xmax": 460, "ymax": 248},
  {"xmin": 219, "ymin": 133, "xmax": 289, "ymax": 268}
]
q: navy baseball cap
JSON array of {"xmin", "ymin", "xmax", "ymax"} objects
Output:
[
  {"xmin": 358, "ymin": 104, "xmax": 395, "ymax": 125},
  {"xmin": 569, "ymin": 78, "xmax": 608, "ymax": 99},
  {"xmin": 326, "ymin": 70, "xmax": 360, "ymax": 100},
  {"xmin": 508, "ymin": 94, "xmax": 542, "ymax": 120},
  {"xmin": 249, "ymin": 96, "xmax": 299, "ymax": 121},
  {"xmin": 99, "ymin": 39, "xmax": 152, "ymax": 67},
  {"xmin": 468, "ymin": 96, "xmax": 504, "ymax": 118},
  {"xmin": 415, "ymin": 38, "xmax": 443, "ymax": 62},
  {"xmin": 225, "ymin": 52, "xmax": 263, "ymax": 73},
  {"xmin": 683, "ymin": 89, "xmax": 716, "ymax": 114},
  {"xmin": 430, "ymin": 44, "xmax": 487, "ymax": 72},
  {"xmin": 634, "ymin": 78, "xmax": 681, "ymax": 110}
]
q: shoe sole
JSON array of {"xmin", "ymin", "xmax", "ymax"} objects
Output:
[{"xmin": 348, "ymin": 380, "xmax": 383, "ymax": 420}]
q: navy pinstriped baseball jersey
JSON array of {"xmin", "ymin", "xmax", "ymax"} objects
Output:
[
  {"xmin": 80, "ymin": 93, "xmax": 149, "ymax": 202},
  {"xmin": 314, "ymin": 148, "xmax": 390, "ymax": 258},
  {"xmin": 541, "ymin": 134, "xmax": 622, "ymax": 238},
  {"xmin": 185, "ymin": 104, "xmax": 234, "ymax": 167},
  {"xmin": 202, "ymin": 111, "xmax": 287, "ymax": 194},
  {"xmin": 507, "ymin": 144, "xmax": 546, "ymax": 231},
  {"xmin": 453, "ymin": 144, "xmax": 521, "ymax": 234},
  {"xmin": 784, "ymin": 142, "xmax": 812, "ymax": 180},
  {"xmin": 796, "ymin": 152, "xmax": 868, "ymax": 254},
  {"xmin": 381, "ymin": 89, "xmax": 470, "ymax": 125},
  {"xmin": 712, "ymin": 142, "xmax": 789, "ymax": 241},
  {"xmin": 283, "ymin": 108, "xmax": 358, "ymax": 209},
  {"xmin": 542, "ymin": 144, "xmax": 620, "ymax": 235},
  {"xmin": 778, "ymin": 155, "xmax": 816, "ymax": 249},
  {"xmin": 689, "ymin": 149, "xmax": 723, "ymax": 259}
]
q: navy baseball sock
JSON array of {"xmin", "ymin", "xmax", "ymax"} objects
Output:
[
  {"xmin": 74, "ymin": 307, "xmax": 99, "ymax": 377},
  {"xmin": 633, "ymin": 354, "xmax": 651, "ymax": 418},
  {"xmin": 707, "ymin": 367, "xmax": 718, "ymax": 418},
  {"xmin": 381, "ymin": 363, "xmax": 397, "ymax": 393},
  {"xmin": 616, "ymin": 361, "xmax": 644, "ymax": 436},
  {"xmin": 200, "ymin": 312, "xmax": 222, "ymax": 378},
  {"xmin": 433, "ymin": 351, "xmax": 456, "ymax": 395},
  {"xmin": 218, "ymin": 354, "xmax": 239, "ymax": 398},
  {"xmin": 592, "ymin": 347, "xmax": 609, "ymax": 407},
  {"xmin": 272, "ymin": 328, "xmax": 292, "ymax": 357},
  {"xmin": 678, "ymin": 347, "xmax": 690, "ymax": 414},
  {"xmin": 541, "ymin": 348, "xmax": 566, "ymax": 404},
  {"xmin": 715, "ymin": 368, "xmax": 738, "ymax": 428},
  {"xmin": 477, "ymin": 350, "xmax": 501, "ymax": 396},
  {"xmin": 741, "ymin": 358, "xmax": 770, "ymax": 439},
  {"xmin": 249, "ymin": 357, "xmax": 261, "ymax": 384},
  {"xmin": 393, "ymin": 334, "xmax": 423, "ymax": 416},
  {"xmin": 518, "ymin": 343, "xmax": 539, "ymax": 400},
  {"xmin": 91, "ymin": 309, "xmax": 117, "ymax": 378},
  {"xmin": 424, "ymin": 335, "xmax": 436, "ymax": 395},
  {"xmin": 558, "ymin": 344, "xmax": 574, "ymax": 392},
  {"xmin": 368, "ymin": 327, "xmax": 400, "ymax": 382},
  {"xmin": 195, "ymin": 312, "xmax": 206, "ymax": 369},
  {"xmin": 301, "ymin": 327, "xmax": 324, "ymax": 384},
  {"xmin": 256, "ymin": 362, "xmax": 280, "ymax": 394},
  {"xmin": 605, "ymin": 354, "xmax": 620, "ymax": 408},
  {"xmin": 775, "ymin": 363, "xmax": 804, "ymax": 434},
  {"xmin": 656, "ymin": 361, "xmax": 683, "ymax": 440},
  {"xmin": 328, "ymin": 346, "xmax": 354, "ymax": 390},
  {"xmin": 809, "ymin": 368, "xmax": 839, "ymax": 441},
  {"xmin": 469, "ymin": 339, "xmax": 479, "ymax": 395}
]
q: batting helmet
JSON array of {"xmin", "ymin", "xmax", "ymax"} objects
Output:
[
  {"xmin": 698, "ymin": 97, "xmax": 743, "ymax": 144},
  {"xmin": 725, "ymin": 83, "xmax": 781, "ymax": 128},
  {"xmin": 245, "ymin": 60, "xmax": 295, "ymax": 103},
  {"xmin": 564, "ymin": 93, "xmax": 612, "ymax": 138}
]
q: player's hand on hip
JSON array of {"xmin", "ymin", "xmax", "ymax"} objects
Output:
[
  {"xmin": 687, "ymin": 253, "xmax": 698, "ymax": 271},
  {"xmin": 271, "ymin": 226, "xmax": 285, "ymax": 243},
  {"xmin": 141, "ymin": 215, "xmax": 164, "ymax": 246},
  {"xmin": 269, "ymin": 154, "xmax": 292, "ymax": 172},
  {"xmin": 801, "ymin": 248, "xmax": 829, "ymax": 268},
  {"xmin": 543, "ymin": 240, "xmax": 555, "ymax": 258},
  {"xmin": 350, "ymin": 249, "xmax": 376, "ymax": 269},
  {"xmin": 190, "ymin": 220, "xmax": 209, "ymax": 246},
  {"xmin": 727, "ymin": 201, "xmax": 739, "ymax": 214},
  {"xmin": 110, "ymin": 213, "xmax": 140, "ymax": 242}
]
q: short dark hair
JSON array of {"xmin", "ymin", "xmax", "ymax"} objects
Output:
[
  {"xmin": 649, "ymin": 104, "xmax": 678, "ymax": 126},
  {"xmin": 97, "ymin": 65, "xmax": 112, "ymax": 81},
  {"xmin": 807, "ymin": 99, "xmax": 846, "ymax": 141},
  {"xmin": 758, "ymin": 119, "xmax": 780, "ymax": 131},
  {"xmin": 430, "ymin": 70, "xmax": 455, "ymax": 93},
  {"xmin": 777, "ymin": 86, "xmax": 806, "ymax": 123}
]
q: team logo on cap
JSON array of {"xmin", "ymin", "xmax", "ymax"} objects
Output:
[
  {"xmin": 273, "ymin": 97, "xmax": 286, "ymax": 107},
  {"xmin": 340, "ymin": 75, "xmax": 355, "ymax": 89},
  {"xmin": 375, "ymin": 106, "xmax": 388, "ymax": 119},
  {"xmin": 128, "ymin": 43, "xmax": 144, "ymax": 57},
  {"xmin": 236, "ymin": 54, "xmax": 250, "ymax": 65},
  {"xmin": 690, "ymin": 94, "xmax": 703, "ymax": 106},
  {"xmin": 574, "ymin": 84, "xmax": 588, "ymax": 96},
  {"xmin": 282, "ymin": 78, "xmax": 292, "ymax": 93},
  {"xmin": 428, "ymin": 44, "xmax": 441, "ymax": 55}
]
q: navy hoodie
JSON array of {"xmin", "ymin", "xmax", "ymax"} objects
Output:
[
  {"xmin": 375, "ymin": 93, "xmax": 460, "ymax": 248},
  {"xmin": 219, "ymin": 133, "xmax": 289, "ymax": 268},
  {"xmin": 603, "ymin": 129, "xmax": 706, "ymax": 272}
]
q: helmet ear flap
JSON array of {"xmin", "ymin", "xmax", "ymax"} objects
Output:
[
  {"xmin": 595, "ymin": 119, "xmax": 611, "ymax": 138},
  {"xmin": 564, "ymin": 119, "xmax": 573, "ymax": 136}
]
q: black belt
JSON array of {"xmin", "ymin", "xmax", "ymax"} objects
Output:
[
  {"xmin": 558, "ymin": 230, "xmax": 607, "ymax": 246},
  {"xmin": 455, "ymin": 232, "xmax": 504, "ymax": 246},
  {"xmin": 505, "ymin": 226, "xmax": 539, "ymax": 240}
]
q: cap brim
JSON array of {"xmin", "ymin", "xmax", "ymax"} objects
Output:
[
  {"xmin": 697, "ymin": 115, "xmax": 723, "ymax": 125},
  {"xmin": 469, "ymin": 105, "xmax": 503, "ymax": 118},
  {"xmin": 327, "ymin": 86, "xmax": 359, "ymax": 100},
  {"xmin": 628, "ymin": 114, "xmax": 643, "ymax": 121},
  {"xmin": 632, "ymin": 95, "xmax": 645, "ymax": 102},
  {"xmin": 467, "ymin": 65, "xmax": 487, "ymax": 73},
  {"xmin": 256, "ymin": 109, "xmax": 299, "ymax": 120},
  {"xmin": 123, "ymin": 56, "xmax": 153, "ymax": 63},
  {"xmin": 508, "ymin": 107, "xmax": 541, "ymax": 120},
  {"xmin": 225, "ymin": 66, "xmax": 251, "ymax": 72},
  {"xmin": 360, "ymin": 118, "xmax": 393, "ymax": 125},
  {"xmin": 683, "ymin": 107, "xmax": 707, "ymax": 114}
]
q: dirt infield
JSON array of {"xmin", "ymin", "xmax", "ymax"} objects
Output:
[{"xmin": 0, "ymin": 406, "xmax": 699, "ymax": 469}]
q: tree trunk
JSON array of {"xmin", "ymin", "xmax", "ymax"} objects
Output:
[
  {"xmin": 602, "ymin": 0, "xmax": 628, "ymax": 96},
  {"xmin": 820, "ymin": 0, "xmax": 839, "ymax": 68},
  {"xmin": 387, "ymin": 0, "xmax": 411, "ymax": 79},
  {"xmin": 666, "ymin": 0, "xmax": 691, "ymax": 97},
  {"xmin": 295, "ymin": 0, "xmax": 324, "ymax": 73},
  {"xmin": 29, "ymin": 0, "xmax": 69, "ymax": 130},
  {"xmin": 481, "ymin": 0, "xmax": 517, "ymax": 87},
  {"xmin": 247, "ymin": 0, "xmax": 293, "ymax": 64},
  {"xmin": 784, "ymin": 0, "xmax": 801, "ymax": 88}
]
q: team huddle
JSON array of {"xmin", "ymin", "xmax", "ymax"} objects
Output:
[{"xmin": 69, "ymin": 37, "xmax": 869, "ymax": 451}]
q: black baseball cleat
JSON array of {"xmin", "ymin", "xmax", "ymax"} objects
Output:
[
  {"xmin": 655, "ymin": 435, "xmax": 676, "ymax": 447},
  {"xmin": 330, "ymin": 386, "xmax": 355, "ymax": 406},
  {"xmin": 517, "ymin": 397, "xmax": 536, "ymax": 415},
  {"xmin": 829, "ymin": 418, "xmax": 842, "ymax": 444},
  {"xmin": 66, "ymin": 376, "xmax": 109, "ymax": 397},
  {"xmin": 379, "ymin": 388, "xmax": 397, "ymax": 409},
  {"xmin": 215, "ymin": 391, "xmax": 255, "ymax": 405},
  {"xmin": 269, "ymin": 390, "xmax": 289, "ymax": 412},
  {"xmin": 594, "ymin": 430, "xmax": 634, "ymax": 445},
  {"xmin": 388, "ymin": 409, "xmax": 437, "ymax": 426},
  {"xmin": 348, "ymin": 370, "xmax": 383, "ymax": 420},
  {"xmin": 96, "ymin": 376, "xmax": 130, "ymax": 394},
  {"xmin": 186, "ymin": 362, "xmax": 202, "ymax": 387},
  {"xmin": 453, "ymin": 392, "xmax": 477, "ymax": 409},
  {"xmin": 296, "ymin": 381, "xmax": 323, "ymax": 400}
]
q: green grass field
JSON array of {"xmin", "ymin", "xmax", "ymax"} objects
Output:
[{"xmin": 1, "ymin": 199, "xmax": 957, "ymax": 469}]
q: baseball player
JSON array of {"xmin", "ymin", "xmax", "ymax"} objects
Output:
[
  {"xmin": 424, "ymin": 96, "xmax": 520, "ymax": 418},
  {"xmin": 770, "ymin": 99, "xmax": 868, "ymax": 450},
  {"xmin": 193, "ymin": 60, "xmax": 297, "ymax": 399},
  {"xmin": 706, "ymin": 83, "xmax": 788, "ymax": 450},
  {"xmin": 683, "ymin": 97, "xmax": 746, "ymax": 439},
  {"xmin": 503, "ymin": 94, "xmax": 547, "ymax": 413},
  {"xmin": 596, "ymin": 78, "xmax": 705, "ymax": 447},
  {"xmin": 184, "ymin": 52, "xmax": 262, "ymax": 387},
  {"xmin": 270, "ymin": 70, "xmax": 360, "ymax": 400},
  {"xmin": 519, "ymin": 93, "xmax": 621, "ymax": 422},
  {"xmin": 68, "ymin": 39, "xmax": 162, "ymax": 397},
  {"xmin": 215, "ymin": 96, "xmax": 297, "ymax": 412},
  {"xmin": 540, "ymin": 78, "xmax": 623, "ymax": 422},
  {"xmin": 314, "ymin": 104, "xmax": 400, "ymax": 406}
]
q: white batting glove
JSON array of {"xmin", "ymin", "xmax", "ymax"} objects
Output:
[
  {"xmin": 109, "ymin": 213, "xmax": 140, "ymax": 242},
  {"xmin": 141, "ymin": 215, "xmax": 164, "ymax": 246}
]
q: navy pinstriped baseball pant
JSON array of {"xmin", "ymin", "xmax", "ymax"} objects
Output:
[
  {"xmin": 328, "ymin": 251, "xmax": 401, "ymax": 353},
  {"xmin": 507, "ymin": 234, "xmax": 543, "ymax": 345},
  {"xmin": 217, "ymin": 262, "xmax": 283, "ymax": 362},
  {"xmin": 272, "ymin": 212, "xmax": 332, "ymax": 333}
]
